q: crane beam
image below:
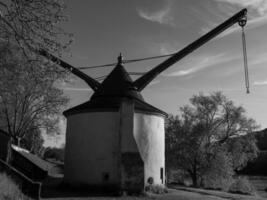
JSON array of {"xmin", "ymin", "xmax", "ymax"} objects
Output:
[
  {"xmin": 39, "ymin": 50, "xmax": 100, "ymax": 91},
  {"xmin": 133, "ymin": 9, "xmax": 247, "ymax": 91}
]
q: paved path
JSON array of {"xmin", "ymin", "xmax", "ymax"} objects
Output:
[
  {"xmin": 41, "ymin": 188, "xmax": 266, "ymax": 200},
  {"xmin": 169, "ymin": 186, "xmax": 266, "ymax": 200}
]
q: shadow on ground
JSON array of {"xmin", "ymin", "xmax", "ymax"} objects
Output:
[{"xmin": 41, "ymin": 176, "xmax": 122, "ymax": 198}]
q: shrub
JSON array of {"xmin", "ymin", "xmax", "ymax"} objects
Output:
[
  {"xmin": 0, "ymin": 173, "xmax": 28, "ymax": 200},
  {"xmin": 145, "ymin": 184, "xmax": 167, "ymax": 194},
  {"xmin": 167, "ymin": 169, "xmax": 192, "ymax": 186},
  {"xmin": 229, "ymin": 177, "xmax": 255, "ymax": 195},
  {"xmin": 201, "ymin": 150, "xmax": 234, "ymax": 191}
]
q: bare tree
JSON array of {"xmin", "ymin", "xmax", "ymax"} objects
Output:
[
  {"xmin": 0, "ymin": 43, "xmax": 68, "ymax": 147},
  {"xmin": 0, "ymin": 1, "xmax": 71, "ymax": 154},
  {"xmin": 0, "ymin": 0, "xmax": 72, "ymax": 55}
]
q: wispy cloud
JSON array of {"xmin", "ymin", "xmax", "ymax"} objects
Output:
[
  {"xmin": 137, "ymin": 3, "xmax": 174, "ymax": 26},
  {"xmin": 219, "ymin": 14, "xmax": 267, "ymax": 38},
  {"xmin": 63, "ymin": 87, "xmax": 92, "ymax": 92},
  {"xmin": 200, "ymin": 0, "xmax": 267, "ymax": 37},
  {"xmin": 158, "ymin": 43, "xmax": 180, "ymax": 56},
  {"xmin": 165, "ymin": 53, "xmax": 236, "ymax": 77},
  {"xmin": 215, "ymin": 0, "xmax": 267, "ymax": 16},
  {"xmin": 148, "ymin": 80, "xmax": 161, "ymax": 87},
  {"xmin": 254, "ymin": 79, "xmax": 267, "ymax": 86},
  {"xmin": 250, "ymin": 52, "xmax": 267, "ymax": 66}
]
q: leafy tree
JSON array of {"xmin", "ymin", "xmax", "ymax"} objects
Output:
[
  {"xmin": 0, "ymin": 43, "xmax": 68, "ymax": 148},
  {"xmin": 0, "ymin": 0, "xmax": 72, "ymax": 55},
  {"xmin": 201, "ymin": 148, "xmax": 234, "ymax": 190},
  {"xmin": 166, "ymin": 92, "xmax": 258, "ymax": 187},
  {"xmin": 0, "ymin": 1, "xmax": 71, "ymax": 156},
  {"xmin": 20, "ymin": 128, "xmax": 45, "ymax": 156},
  {"xmin": 43, "ymin": 146, "xmax": 65, "ymax": 162}
]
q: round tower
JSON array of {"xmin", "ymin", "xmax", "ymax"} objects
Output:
[{"xmin": 63, "ymin": 55, "xmax": 166, "ymax": 192}]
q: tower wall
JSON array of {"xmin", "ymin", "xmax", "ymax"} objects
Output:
[
  {"xmin": 133, "ymin": 113, "xmax": 165, "ymax": 186},
  {"xmin": 120, "ymin": 100, "xmax": 144, "ymax": 192},
  {"xmin": 64, "ymin": 112, "xmax": 120, "ymax": 188},
  {"xmin": 63, "ymin": 106, "xmax": 165, "ymax": 190}
]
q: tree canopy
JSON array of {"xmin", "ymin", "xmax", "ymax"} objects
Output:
[
  {"xmin": 20, "ymin": 128, "xmax": 44, "ymax": 156},
  {"xmin": 0, "ymin": 0, "xmax": 72, "ymax": 151},
  {"xmin": 0, "ymin": 43, "xmax": 68, "ymax": 147},
  {"xmin": 166, "ymin": 92, "xmax": 258, "ymax": 188},
  {"xmin": 0, "ymin": 0, "xmax": 72, "ymax": 55}
]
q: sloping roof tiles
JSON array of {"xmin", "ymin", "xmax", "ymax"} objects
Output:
[{"xmin": 64, "ymin": 61, "xmax": 167, "ymax": 117}]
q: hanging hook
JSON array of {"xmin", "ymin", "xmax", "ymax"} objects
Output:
[
  {"xmin": 242, "ymin": 27, "xmax": 249, "ymax": 94},
  {"xmin": 238, "ymin": 16, "xmax": 247, "ymax": 27},
  {"xmin": 238, "ymin": 12, "xmax": 249, "ymax": 94}
]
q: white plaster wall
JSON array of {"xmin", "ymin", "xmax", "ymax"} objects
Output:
[
  {"xmin": 120, "ymin": 100, "xmax": 138, "ymax": 153},
  {"xmin": 64, "ymin": 112, "xmax": 120, "ymax": 186},
  {"xmin": 133, "ymin": 113, "xmax": 165, "ymax": 185}
]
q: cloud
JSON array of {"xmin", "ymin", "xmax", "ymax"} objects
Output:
[
  {"xmin": 63, "ymin": 87, "xmax": 92, "ymax": 92},
  {"xmin": 254, "ymin": 79, "xmax": 267, "ymax": 86},
  {"xmin": 215, "ymin": 0, "xmax": 267, "ymax": 16},
  {"xmin": 158, "ymin": 42, "xmax": 181, "ymax": 55},
  {"xmin": 137, "ymin": 3, "xmax": 174, "ymax": 26},
  {"xmin": 219, "ymin": 14, "xmax": 267, "ymax": 38},
  {"xmin": 200, "ymin": 0, "xmax": 267, "ymax": 37},
  {"xmin": 250, "ymin": 52, "xmax": 267, "ymax": 66},
  {"xmin": 167, "ymin": 68, "xmax": 195, "ymax": 77},
  {"xmin": 165, "ymin": 53, "xmax": 236, "ymax": 77},
  {"xmin": 148, "ymin": 80, "xmax": 161, "ymax": 87}
]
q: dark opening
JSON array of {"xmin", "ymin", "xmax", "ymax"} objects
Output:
[
  {"xmin": 147, "ymin": 177, "xmax": 154, "ymax": 185},
  {"xmin": 160, "ymin": 167, "xmax": 164, "ymax": 184},
  {"xmin": 102, "ymin": 172, "xmax": 109, "ymax": 181}
]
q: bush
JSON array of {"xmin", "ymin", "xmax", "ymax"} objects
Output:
[
  {"xmin": 0, "ymin": 173, "xmax": 29, "ymax": 200},
  {"xmin": 202, "ymin": 174, "xmax": 233, "ymax": 191},
  {"xmin": 167, "ymin": 169, "xmax": 192, "ymax": 186},
  {"xmin": 145, "ymin": 184, "xmax": 168, "ymax": 194},
  {"xmin": 229, "ymin": 177, "xmax": 255, "ymax": 195},
  {"xmin": 201, "ymin": 150, "xmax": 234, "ymax": 191},
  {"xmin": 44, "ymin": 147, "xmax": 64, "ymax": 162}
]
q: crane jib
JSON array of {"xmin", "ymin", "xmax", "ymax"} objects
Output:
[{"xmin": 133, "ymin": 8, "xmax": 248, "ymax": 92}]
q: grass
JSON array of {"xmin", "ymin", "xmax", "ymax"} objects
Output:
[
  {"xmin": 229, "ymin": 177, "xmax": 256, "ymax": 195},
  {"xmin": 245, "ymin": 176, "xmax": 267, "ymax": 198},
  {"xmin": 0, "ymin": 173, "xmax": 30, "ymax": 200}
]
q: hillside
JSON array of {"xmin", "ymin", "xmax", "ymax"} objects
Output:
[
  {"xmin": 239, "ymin": 129, "xmax": 267, "ymax": 175},
  {"xmin": 254, "ymin": 129, "xmax": 267, "ymax": 151}
]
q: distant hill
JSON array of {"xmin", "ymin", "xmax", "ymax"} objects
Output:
[
  {"xmin": 239, "ymin": 129, "xmax": 267, "ymax": 176},
  {"xmin": 254, "ymin": 128, "xmax": 267, "ymax": 151}
]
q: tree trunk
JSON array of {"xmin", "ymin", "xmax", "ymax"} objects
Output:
[
  {"xmin": 192, "ymin": 172, "xmax": 198, "ymax": 187},
  {"xmin": 191, "ymin": 158, "xmax": 198, "ymax": 187},
  {"xmin": 12, "ymin": 136, "xmax": 21, "ymax": 147},
  {"xmin": 17, "ymin": 137, "xmax": 21, "ymax": 147}
]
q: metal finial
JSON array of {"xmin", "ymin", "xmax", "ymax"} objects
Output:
[{"xmin": 118, "ymin": 53, "xmax": 123, "ymax": 65}]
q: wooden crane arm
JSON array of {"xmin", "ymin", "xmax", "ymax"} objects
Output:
[
  {"xmin": 39, "ymin": 50, "xmax": 100, "ymax": 91},
  {"xmin": 133, "ymin": 9, "xmax": 247, "ymax": 91}
]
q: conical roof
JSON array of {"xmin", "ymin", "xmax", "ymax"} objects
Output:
[
  {"xmin": 63, "ymin": 55, "xmax": 166, "ymax": 117},
  {"xmin": 91, "ymin": 61, "xmax": 143, "ymax": 101}
]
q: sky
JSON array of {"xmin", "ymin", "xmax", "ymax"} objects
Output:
[{"xmin": 44, "ymin": 0, "xmax": 267, "ymax": 146}]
